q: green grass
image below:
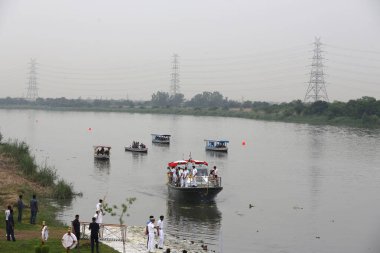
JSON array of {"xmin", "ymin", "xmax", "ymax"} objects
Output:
[
  {"xmin": 0, "ymin": 238, "xmax": 118, "ymax": 253},
  {"xmin": 0, "ymin": 141, "xmax": 76, "ymax": 200}
]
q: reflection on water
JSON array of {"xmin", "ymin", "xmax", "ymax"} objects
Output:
[
  {"xmin": 152, "ymin": 142, "xmax": 170, "ymax": 149},
  {"xmin": 166, "ymin": 199, "xmax": 221, "ymax": 250},
  {"xmin": 205, "ymin": 150, "xmax": 228, "ymax": 159},
  {"xmin": 94, "ymin": 159, "xmax": 111, "ymax": 175},
  {"xmin": 51, "ymin": 198, "xmax": 74, "ymax": 221}
]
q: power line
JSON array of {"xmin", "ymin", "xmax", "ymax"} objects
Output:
[
  {"xmin": 304, "ymin": 37, "xmax": 329, "ymax": 102},
  {"xmin": 170, "ymin": 54, "xmax": 180, "ymax": 95},
  {"xmin": 26, "ymin": 58, "xmax": 38, "ymax": 101}
]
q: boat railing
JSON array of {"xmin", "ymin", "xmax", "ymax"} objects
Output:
[{"xmin": 168, "ymin": 175, "xmax": 222, "ymax": 188}]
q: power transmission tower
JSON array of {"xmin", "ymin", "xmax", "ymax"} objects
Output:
[
  {"xmin": 304, "ymin": 37, "xmax": 329, "ymax": 102},
  {"xmin": 26, "ymin": 58, "xmax": 38, "ymax": 101},
  {"xmin": 170, "ymin": 54, "xmax": 180, "ymax": 96}
]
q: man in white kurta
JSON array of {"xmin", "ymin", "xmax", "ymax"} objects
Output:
[
  {"xmin": 147, "ymin": 218, "xmax": 156, "ymax": 252},
  {"xmin": 157, "ymin": 215, "xmax": 165, "ymax": 249},
  {"xmin": 191, "ymin": 166, "xmax": 198, "ymax": 187},
  {"xmin": 95, "ymin": 200, "xmax": 104, "ymax": 224},
  {"xmin": 183, "ymin": 168, "xmax": 189, "ymax": 187}
]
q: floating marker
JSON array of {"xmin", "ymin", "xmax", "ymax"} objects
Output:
[{"xmin": 242, "ymin": 140, "xmax": 246, "ymax": 146}]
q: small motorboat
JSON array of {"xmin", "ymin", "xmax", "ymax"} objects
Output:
[
  {"xmin": 94, "ymin": 145, "xmax": 111, "ymax": 160},
  {"xmin": 125, "ymin": 141, "xmax": 148, "ymax": 153},
  {"xmin": 204, "ymin": 139, "xmax": 229, "ymax": 152},
  {"xmin": 151, "ymin": 134, "xmax": 171, "ymax": 144}
]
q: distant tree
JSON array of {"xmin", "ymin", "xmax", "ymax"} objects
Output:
[
  {"xmin": 151, "ymin": 91, "xmax": 170, "ymax": 107},
  {"xmin": 305, "ymin": 100, "xmax": 328, "ymax": 115},
  {"xmin": 187, "ymin": 91, "xmax": 224, "ymax": 107},
  {"xmin": 327, "ymin": 101, "xmax": 345, "ymax": 118},
  {"xmin": 169, "ymin": 93, "xmax": 185, "ymax": 107}
]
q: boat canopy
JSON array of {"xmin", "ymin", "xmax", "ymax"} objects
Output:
[
  {"xmin": 93, "ymin": 145, "xmax": 111, "ymax": 149},
  {"xmin": 204, "ymin": 139, "xmax": 229, "ymax": 143},
  {"xmin": 151, "ymin": 134, "xmax": 171, "ymax": 137},
  {"xmin": 168, "ymin": 159, "xmax": 208, "ymax": 168}
]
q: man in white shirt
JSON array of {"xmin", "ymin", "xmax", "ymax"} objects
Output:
[
  {"xmin": 157, "ymin": 215, "xmax": 165, "ymax": 249},
  {"xmin": 5, "ymin": 205, "xmax": 10, "ymax": 237},
  {"xmin": 147, "ymin": 218, "xmax": 156, "ymax": 252},
  {"xmin": 191, "ymin": 166, "xmax": 198, "ymax": 187},
  {"xmin": 183, "ymin": 167, "xmax": 189, "ymax": 187},
  {"xmin": 95, "ymin": 199, "xmax": 104, "ymax": 224}
]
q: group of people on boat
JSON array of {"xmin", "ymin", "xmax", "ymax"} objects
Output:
[
  {"xmin": 95, "ymin": 146, "xmax": 110, "ymax": 156},
  {"xmin": 215, "ymin": 143, "xmax": 226, "ymax": 148},
  {"xmin": 154, "ymin": 135, "xmax": 170, "ymax": 141},
  {"xmin": 131, "ymin": 141, "xmax": 146, "ymax": 149},
  {"xmin": 167, "ymin": 165, "xmax": 219, "ymax": 187}
]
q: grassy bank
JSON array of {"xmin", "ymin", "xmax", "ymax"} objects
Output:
[{"xmin": 0, "ymin": 138, "xmax": 119, "ymax": 253}]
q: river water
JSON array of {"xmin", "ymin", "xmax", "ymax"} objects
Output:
[{"xmin": 1, "ymin": 109, "xmax": 380, "ymax": 252}]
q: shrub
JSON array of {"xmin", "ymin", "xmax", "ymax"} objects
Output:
[{"xmin": 53, "ymin": 179, "xmax": 74, "ymax": 200}]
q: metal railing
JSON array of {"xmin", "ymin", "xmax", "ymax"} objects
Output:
[
  {"xmin": 80, "ymin": 222, "xmax": 127, "ymax": 242},
  {"xmin": 168, "ymin": 175, "xmax": 222, "ymax": 188}
]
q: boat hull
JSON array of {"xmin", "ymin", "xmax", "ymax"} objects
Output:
[
  {"xmin": 94, "ymin": 154, "xmax": 110, "ymax": 160},
  {"xmin": 167, "ymin": 183, "xmax": 223, "ymax": 202},
  {"xmin": 152, "ymin": 140, "xmax": 170, "ymax": 144},
  {"xmin": 125, "ymin": 147, "xmax": 148, "ymax": 153},
  {"xmin": 205, "ymin": 147, "xmax": 228, "ymax": 152}
]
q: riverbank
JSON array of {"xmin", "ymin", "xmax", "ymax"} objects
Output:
[
  {"xmin": 0, "ymin": 104, "xmax": 378, "ymax": 128},
  {"xmin": 0, "ymin": 139, "xmax": 211, "ymax": 253}
]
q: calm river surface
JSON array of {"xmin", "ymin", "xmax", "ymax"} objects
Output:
[{"xmin": 1, "ymin": 109, "xmax": 380, "ymax": 252}]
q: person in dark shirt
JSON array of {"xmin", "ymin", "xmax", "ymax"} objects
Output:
[
  {"xmin": 17, "ymin": 195, "xmax": 24, "ymax": 223},
  {"xmin": 89, "ymin": 217, "xmax": 100, "ymax": 253},
  {"xmin": 30, "ymin": 194, "xmax": 38, "ymax": 224},
  {"xmin": 72, "ymin": 214, "xmax": 80, "ymax": 250},
  {"xmin": 6, "ymin": 206, "xmax": 16, "ymax": 241}
]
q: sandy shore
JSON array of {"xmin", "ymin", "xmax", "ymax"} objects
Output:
[{"xmin": 100, "ymin": 226, "xmax": 210, "ymax": 253}]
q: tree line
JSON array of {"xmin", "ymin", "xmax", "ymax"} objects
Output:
[{"xmin": 0, "ymin": 91, "xmax": 379, "ymax": 127}]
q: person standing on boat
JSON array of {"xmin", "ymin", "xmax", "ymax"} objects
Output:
[
  {"xmin": 191, "ymin": 166, "xmax": 198, "ymax": 187},
  {"xmin": 171, "ymin": 167, "xmax": 177, "ymax": 186},
  {"xmin": 178, "ymin": 167, "xmax": 184, "ymax": 187},
  {"xmin": 157, "ymin": 215, "xmax": 165, "ymax": 249},
  {"xmin": 183, "ymin": 167, "xmax": 189, "ymax": 187}
]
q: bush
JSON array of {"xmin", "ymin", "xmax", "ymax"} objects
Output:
[
  {"xmin": 35, "ymin": 166, "xmax": 57, "ymax": 187},
  {"xmin": 53, "ymin": 179, "xmax": 74, "ymax": 200}
]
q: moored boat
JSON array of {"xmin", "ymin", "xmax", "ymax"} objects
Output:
[
  {"xmin": 94, "ymin": 145, "xmax": 111, "ymax": 160},
  {"xmin": 166, "ymin": 159, "xmax": 223, "ymax": 202},
  {"xmin": 204, "ymin": 139, "xmax": 229, "ymax": 152},
  {"xmin": 152, "ymin": 134, "xmax": 171, "ymax": 144},
  {"xmin": 125, "ymin": 141, "xmax": 148, "ymax": 153}
]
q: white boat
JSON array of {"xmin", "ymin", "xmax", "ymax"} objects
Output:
[
  {"xmin": 94, "ymin": 145, "xmax": 111, "ymax": 160},
  {"xmin": 166, "ymin": 159, "xmax": 223, "ymax": 202},
  {"xmin": 151, "ymin": 134, "xmax": 171, "ymax": 144},
  {"xmin": 125, "ymin": 141, "xmax": 148, "ymax": 153},
  {"xmin": 204, "ymin": 139, "xmax": 229, "ymax": 152}
]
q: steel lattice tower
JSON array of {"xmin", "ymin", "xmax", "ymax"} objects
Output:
[
  {"xmin": 170, "ymin": 54, "xmax": 180, "ymax": 95},
  {"xmin": 304, "ymin": 37, "xmax": 329, "ymax": 102},
  {"xmin": 26, "ymin": 58, "xmax": 38, "ymax": 101}
]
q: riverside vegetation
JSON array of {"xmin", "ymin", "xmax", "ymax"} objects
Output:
[
  {"xmin": 1, "ymin": 92, "xmax": 379, "ymax": 128},
  {"xmin": 0, "ymin": 133, "xmax": 118, "ymax": 253}
]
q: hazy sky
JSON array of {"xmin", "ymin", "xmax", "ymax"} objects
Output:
[{"xmin": 0, "ymin": 0, "xmax": 379, "ymax": 102}]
